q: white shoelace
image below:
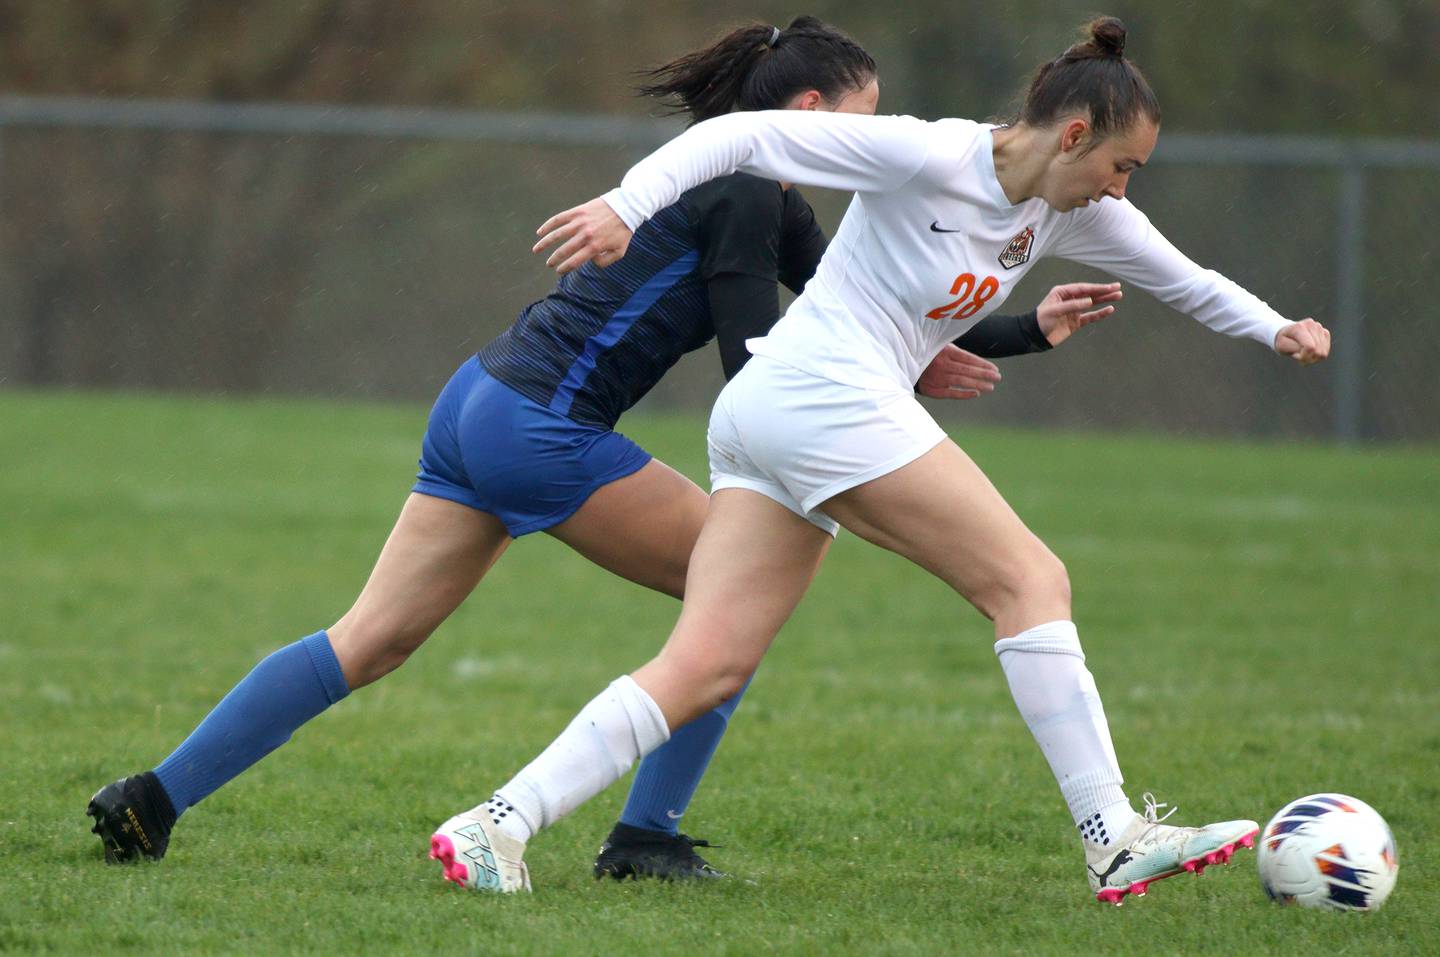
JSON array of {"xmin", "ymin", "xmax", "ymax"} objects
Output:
[{"xmin": 1141, "ymin": 792, "xmax": 1179, "ymax": 826}]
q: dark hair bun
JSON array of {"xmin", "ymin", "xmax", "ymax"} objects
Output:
[
  {"xmin": 1087, "ymin": 16, "xmax": 1127, "ymax": 58},
  {"xmin": 1016, "ymin": 15, "xmax": 1158, "ymax": 136}
]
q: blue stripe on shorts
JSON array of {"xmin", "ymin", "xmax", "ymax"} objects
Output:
[{"xmin": 413, "ymin": 356, "xmax": 652, "ymax": 536}]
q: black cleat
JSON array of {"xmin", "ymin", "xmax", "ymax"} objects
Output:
[
  {"xmin": 593, "ymin": 822, "xmax": 727, "ymax": 881},
  {"xmin": 87, "ymin": 772, "xmax": 176, "ymax": 863}
]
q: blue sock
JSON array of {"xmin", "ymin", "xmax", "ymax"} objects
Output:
[
  {"xmin": 618, "ymin": 676, "xmax": 751, "ymax": 835},
  {"xmin": 152, "ymin": 631, "xmax": 350, "ymax": 816}
]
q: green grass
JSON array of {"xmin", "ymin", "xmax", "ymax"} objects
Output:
[{"xmin": 2, "ymin": 389, "xmax": 1437, "ymax": 955}]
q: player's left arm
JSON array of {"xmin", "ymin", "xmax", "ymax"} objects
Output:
[
  {"xmin": 1050, "ymin": 198, "xmax": 1331, "ymax": 366},
  {"xmin": 1272, "ymin": 319, "xmax": 1331, "ymax": 366}
]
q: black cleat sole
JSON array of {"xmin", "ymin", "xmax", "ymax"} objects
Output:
[{"xmin": 87, "ymin": 796, "xmax": 138, "ymax": 864}]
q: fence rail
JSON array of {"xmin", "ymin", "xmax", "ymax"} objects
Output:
[
  {"xmin": 0, "ymin": 95, "xmax": 680, "ymax": 148},
  {"xmin": 7, "ymin": 95, "xmax": 1440, "ymax": 167},
  {"xmin": 4, "ymin": 95, "xmax": 1437, "ymax": 443}
]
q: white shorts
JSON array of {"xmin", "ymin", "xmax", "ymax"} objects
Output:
[{"xmin": 707, "ymin": 356, "xmax": 947, "ymax": 535}]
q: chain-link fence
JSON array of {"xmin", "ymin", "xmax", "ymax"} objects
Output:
[{"xmin": 2, "ymin": 95, "xmax": 1436, "ymax": 443}]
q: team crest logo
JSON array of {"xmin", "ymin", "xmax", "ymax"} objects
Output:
[{"xmin": 998, "ymin": 227, "xmax": 1035, "ymax": 270}]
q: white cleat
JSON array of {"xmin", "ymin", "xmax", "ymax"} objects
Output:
[
  {"xmin": 430, "ymin": 811, "xmax": 532, "ymax": 893},
  {"xmin": 1087, "ymin": 793, "xmax": 1258, "ymax": 905}
]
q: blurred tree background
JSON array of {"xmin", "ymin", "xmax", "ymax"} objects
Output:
[
  {"xmin": 1, "ymin": 0, "xmax": 1436, "ymax": 439},
  {"xmin": 4, "ymin": 0, "xmax": 1435, "ymax": 130}
]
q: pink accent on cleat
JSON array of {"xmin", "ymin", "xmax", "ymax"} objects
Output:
[
  {"xmin": 1095, "ymin": 827, "xmax": 1262, "ymax": 905},
  {"xmin": 430, "ymin": 833, "xmax": 470, "ymax": 887}
]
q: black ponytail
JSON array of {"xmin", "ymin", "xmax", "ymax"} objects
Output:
[
  {"xmin": 1015, "ymin": 16, "xmax": 1160, "ymax": 145},
  {"xmin": 636, "ymin": 16, "xmax": 876, "ymax": 125}
]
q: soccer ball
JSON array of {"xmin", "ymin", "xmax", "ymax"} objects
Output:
[{"xmin": 1256, "ymin": 793, "xmax": 1398, "ymax": 910}]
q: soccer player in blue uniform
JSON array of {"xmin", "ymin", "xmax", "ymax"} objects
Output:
[{"xmin": 87, "ymin": 17, "xmax": 1120, "ymax": 879}]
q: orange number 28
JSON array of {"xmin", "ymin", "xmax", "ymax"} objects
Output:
[{"xmin": 924, "ymin": 273, "xmax": 999, "ymax": 321}]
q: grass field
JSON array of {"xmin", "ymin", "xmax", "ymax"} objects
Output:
[{"xmin": 2, "ymin": 389, "xmax": 1437, "ymax": 955}]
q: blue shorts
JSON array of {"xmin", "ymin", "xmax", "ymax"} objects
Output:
[{"xmin": 413, "ymin": 356, "xmax": 652, "ymax": 536}]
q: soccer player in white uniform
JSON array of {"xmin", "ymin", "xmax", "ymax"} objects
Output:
[{"xmin": 432, "ymin": 17, "xmax": 1332, "ymax": 904}]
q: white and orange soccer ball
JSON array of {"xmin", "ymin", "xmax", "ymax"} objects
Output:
[{"xmin": 1256, "ymin": 793, "xmax": 1398, "ymax": 911}]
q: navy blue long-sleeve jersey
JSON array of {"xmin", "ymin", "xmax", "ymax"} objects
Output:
[{"xmin": 479, "ymin": 174, "xmax": 820, "ymax": 430}]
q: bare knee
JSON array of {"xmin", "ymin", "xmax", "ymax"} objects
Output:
[
  {"xmin": 672, "ymin": 645, "xmax": 752, "ymax": 705},
  {"xmin": 327, "ymin": 613, "xmax": 435, "ymax": 690},
  {"xmin": 969, "ymin": 539, "xmax": 1071, "ymax": 630},
  {"xmin": 1034, "ymin": 549, "xmax": 1072, "ymax": 608},
  {"xmin": 707, "ymin": 665, "xmax": 750, "ymax": 706},
  {"xmin": 643, "ymin": 629, "xmax": 757, "ymax": 725}
]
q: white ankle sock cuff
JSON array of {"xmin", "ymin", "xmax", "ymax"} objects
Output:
[
  {"xmin": 994, "ymin": 620, "xmax": 1083, "ymax": 660},
  {"xmin": 1061, "ymin": 768, "xmax": 1128, "ymax": 825},
  {"xmin": 489, "ymin": 674, "xmax": 669, "ymax": 836},
  {"xmin": 613, "ymin": 674, "xmax": 670, "ymax": 755}
]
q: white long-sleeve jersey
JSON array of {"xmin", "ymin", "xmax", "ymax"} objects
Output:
[{"xmin": 601, "ymin": 111, "xmax": 1294, "ymax": 393}]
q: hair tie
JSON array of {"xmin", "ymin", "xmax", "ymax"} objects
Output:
[{"xmin": 767, "ymin": 26, "xmax": 781, "ymax": 48}]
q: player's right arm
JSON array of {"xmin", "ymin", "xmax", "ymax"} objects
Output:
[
  {"xmin": 535, "ymin": 112, "xmax": 932, "ymax": 274},
  {"xmin": 606, "ymin": 111, "xmax": 930, "ymax": 227}
]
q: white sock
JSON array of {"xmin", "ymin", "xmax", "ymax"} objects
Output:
[
  {"xmin": 995, "ymin": 620, "xmax": 1137, "ymax": 846},
  {"xmin": 485, "ymin": 675, "xmax": 669, "ymax": 842}
]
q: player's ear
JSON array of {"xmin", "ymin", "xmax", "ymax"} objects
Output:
[
  {"xmin": 1059, "ymin": 117, "xmax": 1091, "ymax": 154},
  {"xmin": 798, "ymin": 89, "xmax": 825, "ymax": 111}
]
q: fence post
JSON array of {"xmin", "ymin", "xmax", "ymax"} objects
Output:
[{"xmin": 1334, "ymin": 163, "xmax": 1366, "ymax": 443}]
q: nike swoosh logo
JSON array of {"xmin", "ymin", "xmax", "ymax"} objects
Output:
[
  {"xmin": 929, "ymin": 221, "xmax": 964, "ymax": 233},
  {"xmin": 665, "ymin": 810, "xmax": 684, "ymax": 820}
]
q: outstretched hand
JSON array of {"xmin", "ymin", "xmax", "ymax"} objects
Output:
[
  {"xmin": 1274, "ymin": 319, "xmax": 1331, "ymax": 365},
  {"xmin": 533, "ymin": 197, "xmax": 634, "ymax": 274},
  {"xmin": 1037, "ymin": 282, "xmax": 1123, "ymax": 347},
  {"xmin": 916, "ymin": 345, "xmax": 1002, "ymax": 400}
]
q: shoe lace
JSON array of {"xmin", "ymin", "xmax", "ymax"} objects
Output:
[{"xmin": 1141, "ymin": 792, "xmax": 1178, "ymax": 825}]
